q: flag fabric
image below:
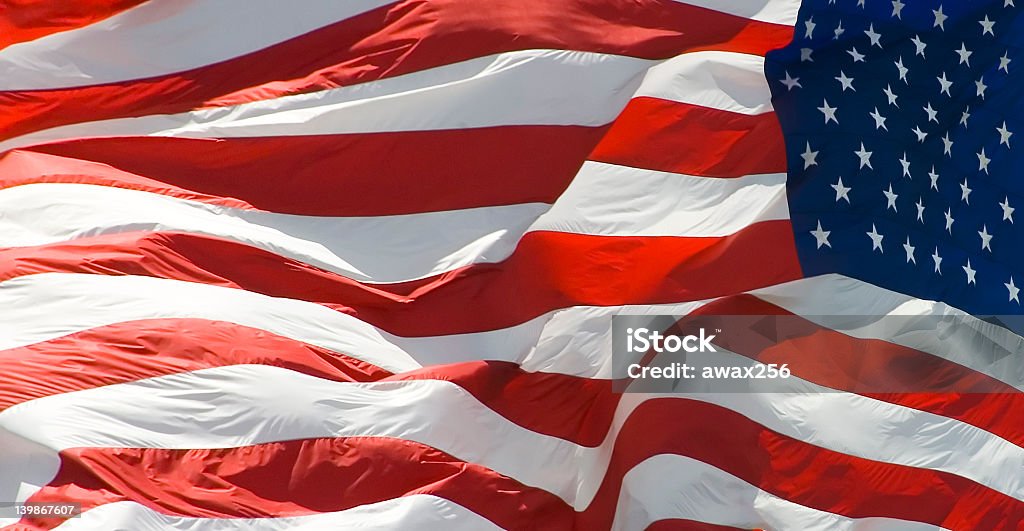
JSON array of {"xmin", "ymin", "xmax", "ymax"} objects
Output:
[{"xmin": 0, "ymin": 0, "xmax": 1021, "ymax": 530}]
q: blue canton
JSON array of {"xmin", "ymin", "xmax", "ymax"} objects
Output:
[{"xmin": 767, "ymin": 0, "xmax": 1024, "ymax": 316}]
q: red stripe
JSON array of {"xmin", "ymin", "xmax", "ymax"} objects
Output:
[
  {"xmin": 0, "ymin": 222, "xmax": 804, "ymax": 336},
  {"xmin": 0, "ymin": 318, "xmax": 391, "ymax": 411},
  {"xmin": 0, "ymin": 0, "xmax": 794, "ymax": 141},
  {"xmin": 580, "ymin": 397, "xmax": 1024, "ymax": 530},
  {"xmin": 678, "ymin": 295, "xmax": 1024, "ymax": 446},
  {"xmin": 0, "ymin": 0, "xmax": 146, "ymax": 50},
  {"xmin": 18, "ymin": 397, "xmax": 1024, "ymax": 531},
  {"xmin": 7, "ymin": 304, "xmax": 1018, "ymax": 462},
  {"xmin": 589, "ymin": 98, "xmax": 787, "ymax": 178},
  {"xmin": 5, "ymin": 124, "xmax": 607, "ymax": 215},
  {"xmin": 17, "ymin": 438, "xmax": 573, "ymax": 531}
]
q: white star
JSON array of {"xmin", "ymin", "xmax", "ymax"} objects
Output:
[
  {"xmin": 894, "ymin": 56, "xmax": 909, "ymax": 83},
  {"xmin": 1000, "ymin": 52, "xmax": 1011, "ymax": 73},
  {"xmin": 818, "ymin": 99, "xmax": 838, "ymax": 124},
  {"xmin": 903, "ymin": 236, "xmax": 916, "ymax": 264},
  {"xmin": 848, "ymin": 46, "xmax": 866, "ymax": 63},
  {"xmin": 1007, "ymin": 277, "xmax": 1020, "ymax": 303},
  {"xmin": 805, "ymin": 17, "xmax": 816, "ymax": 39},
  {"xmin": 976, "ymin": 77, "xmax": 988, "ymax": 99},
  {"xmin": 857, "ymin": 0, "xmax": 865, "ymax": 7},
  {"xmin": 979, "ymin": 225, "xmax": 993, "ymax": 251},
  {"xmin": 810, "ymin": 220, "xmax": 831, "ymax": 249},
  {"xmin": 956, "ymin": 43, "xmax": 973, "ymax": 66},
  {"xmin": 780, "ymin": 71, "xmax": 801, "ymax": 90},
  {"xmin": 884, "ymin": 184, "xmax": 899, "ymax": 211},
  {"xmin": 963, "ymin": 259, "xmax": 977, "ymax": 285},
  {"xmin": 945, "ymin": 208, "xmax": 955, "ymax": 233},
  {"xmin": 883, "ymin": 84, "xmax": 899, "ymax": 107},
  {"xmin": 855, "ymin": 142, "xmax": 873, "ymax": 169},
  {"xmin": 911, "ymin": 35, "xmax": 926, "ymax": 57},
  {"xmin": 924, "ymin": 103, "xmax": 938, "ymax": 123},
  {"xmin": 834, "ymin": 21, "xmax": 845, "ymax": 40},
  {"xmin": 801, "ymin": 48, "xmax": 814, "ymax": 62},
  {"xmin": 998, "ymin": 121, "xmax": 1013, "ymax": 147},
  {"xmin": 929, "ymin": 166, "xmax": 940, "ymax": 190},
  {"xmin": 801, "ymin": 142, "xmax": 818, "ymax": 169},
  {"xmin": 937, "ymin": 72, "xmax": 952, "ymax": 96},
  {"xmin": 961, "ymin": 178, "xmax": 973, "ymax": 204},
  {"xmin": 942, "ymin": 134, "xmax": 953, "ymax": 157},
  {"xmin": 1001, "ymin": 196, "xmax": 1015, "ymax": 223},
  {"xmin": 892, "ymin": 0, "xmax": 905, "ymax": 18},
  {"xmin": 865, "ymin": 24, "xmax": 882, "ymax": 47},
  {"xmin": 933, "ymin": 5, "xmax": 948, "ymax": 30},
  {"xmin": 912, "ymin": 126, "xmax": 927, "ymax": 142},
  {"xmin": 899, "ymin": 153, "xmax": 911, "ymax": 177},
  {"xmin": 836, "ymin": 71, "xmax": 855, "ymax": 91},
  {"xmin": 869, "ymin": 107, "xmax": 888, "ymax": 131},
  {"xmin": 961, "ymin": 107, "xmax": 971, "ymax": 128},
  {"xmin": 1007, "ymin": 0, "xmax": 1016, "ymax": 7},
  {"xmin": 980, "ymin": 15, "xmax": 996, "ymax": 36},
  {"xmin": 915, "ymin": 198, "xmax": 925, "ymax": 222},
  {"xmin": 932, "ymin": 247, "xmax": 943, "ymax": 274},
  {"xmin": 867, "ymin": 224, "xmax": 885, "ymax": 252},
  {"xmin": 831, "ymin": 177, "xmax": 852, "ymax": 203},
  {"xmin": 977, "ymin": 148, "xmax": 991, "ymax": 174}
]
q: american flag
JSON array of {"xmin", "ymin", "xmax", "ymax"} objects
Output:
[{"xmin": 0, "ymin": 0, "xmax": 1020, "ymax": 529}]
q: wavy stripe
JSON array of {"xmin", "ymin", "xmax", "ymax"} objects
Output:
[
  {"xmin": 3, "ymin": 352, "xmax": 1019, "ymax": 530},
  {"xmin": 0, "ymin": 179, "xmax": 789, "ymax": 285},
  {"xmin": 44, "ymin": 496, "xmax": 503, "ymax": 531},
  {"xmin": 0, "ymin": 0, "xmax": 147, "ymax": 51},
  {"xmin": 0, "ymin": 2, "xmax": 793, "ymax": 143},
  {"xmin": 758, "ymin": 274, "xmax": 1024, "ymax": 392},
  {"xmin": 613, "ymin": 455, "xmax": 951, "ymax": 531},
  {"xmin": 0, "ymin": 49, "xmax": 654, "ymax": 153},
  {"xmin": 1, "ymin": 125, "xmax": 606, "ymax": 216},
  {"xmin": 0, "ymin": 318, "xmax": 393, "ymax": 410},
  {"xmin": 20, "ymin": 438, "xmax": 568, "ymax": 531},
  {"xmin": 0, "ymin": 350, "xmax": 1017, "ymax": 530},
  {"xmin": 0, "ymin": 182, "xmax": 552, "ymax": 283},
  {"xmin": 0, "ymin": 0, "xmax": 396, "ymax": 90},
  {"xmin": 5, "ymin": 301, "xmax": 1020, "ymax": 454},
  {"xmin": 3, "ymin": 365, "xmax": 1023, "ymax": 512},
  {"xmin": 0, "ymin": 273, "xmax": 420, "ymax": 373},
  {"xmin": 0, "ymin": 221, "xmax": 801, "ymax": 333},
  {"xmin": 5, "ymin": 270, "xmax": 1019, "ymax": 397},
  {"xmin": 0, "ymin": 0, "xmax": 791, "ymax": 91}
]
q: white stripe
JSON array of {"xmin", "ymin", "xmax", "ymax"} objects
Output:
[
  {"xmin": 634, "ymin": 51, "xmax": 773, "ymax": 115},
  {"xmin": 531, "ymin": 162, "xmax": 788, "ymax": 237},
  {"xmin": 756, "ymin": 274, "xmax": 1024, "ymax": 391},
  {"xmin": 49, "ymin": 496, "xmax": 500, "ymax": 531},
  {"xmin": 614, "ymin": 455, "xmax": 948, "ymax": 531},
  {"xmin": 0, "ymin": 272, "xmax": 700, "ymax": 378},
  {"xmin": 3, "ymin": 272, "xmax": 1020, "ymax": 393},
  {"xmin": 0, "ymin": 163, "xmax": 784, "ymax": 280},
  {"xmin": 672, "ymin": 0, "xmax": 800, "ymax": 25},
  {"xmin": 3, "ymin": 364, "xmax": 1021, "ymax": 513},
  {"xmin": 0, "ymin": 182, "xmax": 548, "ymax": 283},
  {"xmin": 0, "ymin": 0, "xmax": 396, "ymax": 91},
  {"xmin": 0, "ymin": 0, "xmax": 794, "ymax": 92},
  {"xmin": 0, "ymin": 50, "xmax": 654, "ymax": 153},
  {"xmin": 0, "ymin": 273, "xmax": 420, "ymax": 373}
]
